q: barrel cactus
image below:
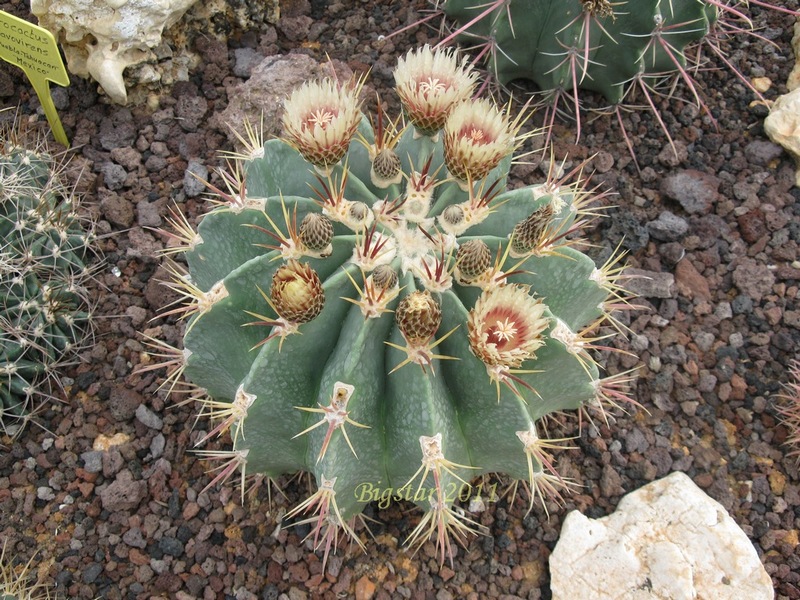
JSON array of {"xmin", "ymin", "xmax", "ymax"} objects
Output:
[
  {"xmin": 0, "ymin": 539, "xmax": 53, "ymax": 599},
  {"xmin": 156, "ymin": 46, "xmax": 634, "ymax": 565},
  {"xmin": 431, "ymin": 0, "xmax": 796, "ymax": 143},
  {"xmin": 0, "ymin": 129, "xmax": 96, "ymax": 437}
]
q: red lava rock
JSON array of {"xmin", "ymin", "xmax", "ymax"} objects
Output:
[
  {"xmin": 737, "ymin": 208, "xmax": 767, "ymax": 244},
  {"xmin": 75, "ymin": 467, "xmax": 99, "ymax": 482},
  {"xmin": 267, "ymin": 560, "xmax": 283, "ymax": 582},
  {"xmin": 355, "ymin": 575, "xmax": 376, "ymax": 600},
  {"xmin": 99, "ymin": 470, "xmax": 147, "ymax": 511},
  {"xmin": 674, "ymin": 258, "xmax": 712, "ymax": 301},
  {"xmin": 288, "ymin": 561, "xmax": 310, "ymax": 582},
  {"xmin": 182, "ymin": 501, "xmax": 201, "ymax": 519},
  {"xmin": 128, "ymin": 548, "xmax": 150, "ymax": 566},
  {"xmin": 660, "ymin": 169, "xmax": 721, "ymax": 214}
]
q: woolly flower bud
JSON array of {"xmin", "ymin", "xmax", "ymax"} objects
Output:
[
  {"xmin": 511, "ymin": 203, "xmax": 555, "ymax": 255},
  {"xmin": 372, "ymin": 264, "xmax": 398, "ymax": 290},
  {"xmin": 372, "ymin": 148, "xmax": 403, "ymax": 188},
  {"xmin": 468, "ymin": 284, "xmax": 548, "ymax": 369},
  {"xmin": 456, "ymin": 239, "xmax": 491, "ymax": 281},
  {"xmin": 299, "ymin": 212, "xmax": 334, "ymax": 252},
  {"xmin": 394, "ymin": 45, "xmax": 478, "ymax": 137},
  {"xmin": 271, "ymin": 259, "xmax": 325, "ymax": 323},
  {"xmin": 443, "ymin": 99, "xmax": 515, "ymax": 186},
  {"xmin": 396, "ymin": 290, "xmax": 441, "ymax": 345},
  {"xmin": 282, "ymin": 76, "xmax": 364, "ymax": 171}
]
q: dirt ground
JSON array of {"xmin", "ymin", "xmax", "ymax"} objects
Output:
[{"xmin": 1, "ymin": 0, "xmax": 799, "ymax": 598}]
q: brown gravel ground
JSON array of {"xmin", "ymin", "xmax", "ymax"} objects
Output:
[{"xmin": 1, "ymin": 0, "xmax": 800, "ymax": 598}]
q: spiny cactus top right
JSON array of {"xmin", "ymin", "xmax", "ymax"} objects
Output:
[{"xmin": 443, "ymin": 0, "xmax": 720, "ymax": 104}]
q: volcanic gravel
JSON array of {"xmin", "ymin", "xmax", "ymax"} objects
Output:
[{"xmin": 1, "ymin": 0, "xmax": 799, "ymax": 598}]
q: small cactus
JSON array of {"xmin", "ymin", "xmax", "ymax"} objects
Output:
[
  {"xmin": 425, "ymin": 0, "xmax": 798, "ymax": 146},
  {"xmin": 152, "ymin": 46, "xmax": 636, "ymax": 566},
  {"xmin": 776, "ymin": 360, "xmax": 800, "ymax": 465},
  {"xmin": 0, "ymin": 541, "xmax": 52, "ymax": 600},
  {"xmin": 0, "ymin": 122, "xmax": 96, "ymax": 437}
]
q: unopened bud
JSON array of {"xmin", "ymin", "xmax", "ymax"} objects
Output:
[
  {"xmin": 270, "ymin": 259, "xmax": 325, "ymax": 323},
  {"xmin": 456, "ymin": 239, "xmax": 491, "ymax": 281},
  {"xmin": 299, "ymin": 212, "xmax": 334, "ymax": 251},
  {"xmin": 396, "ymin": 290, "xmax": 441, "ymax": 344}
]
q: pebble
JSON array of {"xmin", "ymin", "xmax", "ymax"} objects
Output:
[
  {"xmin": 100, "ymin": 161, "xmax": 128, "ymax": 190},
  {"xmin": 184, "ymin": 159, "xmax": 208, "ymax": 197},
  {"xmin": 108, "ymin": 386, "xmax": 144, "ymax": 421},
  {"xmin": 99, "ymin": 470, "xmax": 147, "ymax": 511},
  {"xmin": 150, "ymin": 433, "xmax": 166, "ymax": 459},
  {"xmin": 660, "ymin": 170, "xmax": 721, "ymax": 214},
  {"xmin": 647, "ymin": 211, "xmax": 689, "ymax": 241},
  {"xmin": 233, "ymin": 48, "xmax": 263, "ymax": 78},
  {"xmin": 81, "ymin": 451, "xmax": 104, "ymax": 473},
  {"xmin": 732, "ymin": 258, "xmax": 776, "ymax": 302},
  {"xmin": 624, "ymin": 268, "xmax": 675, "ymax": 298},
  {"xmin": 135, "ymin": 404, "xmax": 164, "ymax": 430}
]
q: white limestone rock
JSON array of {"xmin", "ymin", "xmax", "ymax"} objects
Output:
[
  {"xmin": 549, "ymin": 471, "xmax": 773, "ymax": 600},
  {"xmin": 31, "ymin": 0, "xmax": 199, "ymax": 104},
  {"xmin": 786, "ymin": 20, "xmax": 800, "ymax": 92},
  {"xmin": 765, "ymin": 88, "xmax": 800, "ymax": 187}
]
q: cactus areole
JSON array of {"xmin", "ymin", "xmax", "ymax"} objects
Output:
[{"xmin": 161, "ymin": 46, "xmax": 632, "ymax": 565}]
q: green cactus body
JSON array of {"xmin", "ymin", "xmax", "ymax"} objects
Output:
[
  {"xmin": 442, "ymin": 0, "xmax": 717, "ymax": 104},
  {"xmin": 0, "ymin": 143, "xmax": 94, "ymax": 430},
  {"xmin": 164, "ymin": 46, "xmax": 631, "ymax": 564}
]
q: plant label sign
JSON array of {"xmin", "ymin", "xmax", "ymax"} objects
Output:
[{"xmin": 0, "ymin": 10, "xmax": 70, "ymax": 147}]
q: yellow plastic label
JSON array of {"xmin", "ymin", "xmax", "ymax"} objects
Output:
[{"xmin": 0, "ymin": 10, "xmax": 70, "ymax": 147}]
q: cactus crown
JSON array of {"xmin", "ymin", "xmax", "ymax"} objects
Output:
[
  {"xmin": 0, "ymin": 122, "xmax": 97, "ymax": 437},
  {"xmin": 153, "ymin": 45, "xmax": 636, "ymax": 566}
]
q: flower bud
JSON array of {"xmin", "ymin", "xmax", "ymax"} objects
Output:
[
  {"xmin": 372, "ymin": 264, "xmax": 398, "ymax": 290},
  {"xmin": 511, "ymin": 203, "xmax": 555, "ymax": 255},
  {"xmin": 270, "ymin": 260, "xmax": 325, "ymax": 323},
  {"xmin": 299, "ymin": 212, "xmax": 334, "ymax": 252},
  {"xmin": 371, "ymin": 148, "xmax": 403, "ymax": 188},
  {"xmin": 456, "ymin": 239, "xmax": 491, "ymax": 281},
  {"xmin": 396, "ymin": 290, "xmax": 441, "ymax": 345}
]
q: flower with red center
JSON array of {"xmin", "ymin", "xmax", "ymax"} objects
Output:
[
  {"xmin": 394, "ymin": 45, "xmax": 477, "ymax": 137},
  {"xmin": 282, "ymin": 76, "xmax": 365, "ymax": 172},
  {"xmin": 468, "ymin": 284, "xmax": 548, "ymax": 369},
  {"xmin": 443, "ymin": 99, "xmax": 516, "ymax": 188}
]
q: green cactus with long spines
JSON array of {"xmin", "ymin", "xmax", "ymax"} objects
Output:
[
  {"xmin": 0, "ymin": 541, "xmax": 52, "ymax": 600},
  {"xmin": 442, "ymin": 0, "xmax": 716, "ymax": 100},
  {"xmin": 156, "ymin": 46, "xmax": 634, "ymax": 565},
  {"xmin": 0, "ymin": 132, "xmax": 95, "ymax": 436},
  {"xmin": 434, "ymin": 0, "xmax": 797, "ymax": 144}
]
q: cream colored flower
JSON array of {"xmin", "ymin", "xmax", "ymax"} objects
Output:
[
  {"xmin": 443, "ymin": 99, "xmax": 516, "ymax": 187},
  {"xmin": 282, "ymin": 76, "xmax": 365, "ymax": 171},
  {"xmin": 394, "ymin": 45, "xmax": 477, "ymax": 137},
  {"xmin": 468, "ymin": 284, "xmax": 548, "ymax": 369}
]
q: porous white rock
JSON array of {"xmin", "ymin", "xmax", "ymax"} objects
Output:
[
  {"xmin": 786, "ymin": 20, "xmax": 800, "ymax": 92},
  {"xmin": 31, "ymin": 0, "xmax": 199, "ymax": 104},
  {"xmin": 549, "ymin": 471, "xmax": 773, "ymax": 600},
  {"xmin": 765, "ymin": 88, "xmax": 800, "ymax": 187}
]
